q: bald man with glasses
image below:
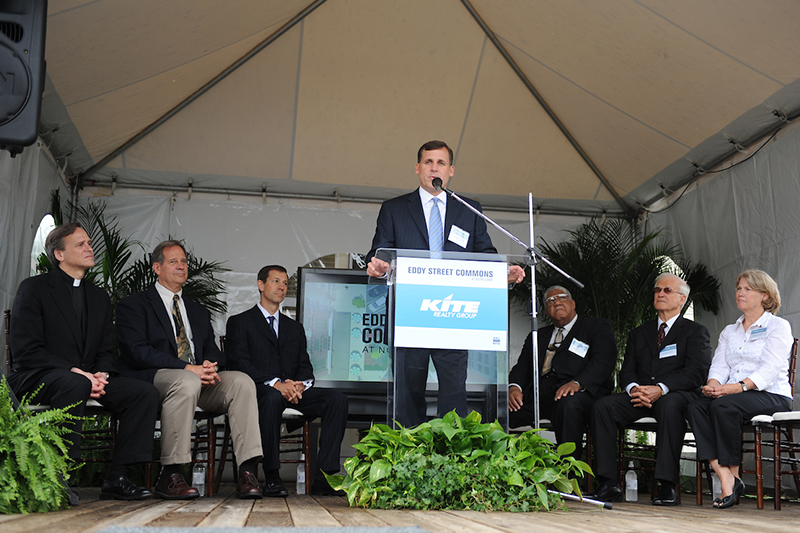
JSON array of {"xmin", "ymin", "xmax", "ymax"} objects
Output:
[
  {"xmin": 587, "ymin": 273, "xmax": 712, "ymax": 505},
  {"xmin": 508, "ymin": 285, "xmax": 616, "ymax": 461}
]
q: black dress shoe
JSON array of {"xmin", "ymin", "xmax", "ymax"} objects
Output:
[
  {"xmin": 311, "ymin": 476, "xmax": 345, "ymax": 496},
  {"xmin": 714, "ymin": 477, "xmax": 744, "ymax": 509},
  {"xmin": 652, "ymin": 485, "xmax": 679, "ymax": 506},
  {"xmin": 586, "ymin": 482, "xmax": 623, "ymax": 502},
  {"xmin": 262, "ymin": 480, "xmax": 289, "ymax": 497},
  {"xmin": 100, "ymin": 475, "xmax": 153, "ymax": 501}
]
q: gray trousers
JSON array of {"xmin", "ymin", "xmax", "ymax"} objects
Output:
[{"xmin": 153, "ymin": 369, "xmax": 262, "ymax": 465}]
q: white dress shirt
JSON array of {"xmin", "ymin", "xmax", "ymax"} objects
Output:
[
  {"xmin": 155, "ymin": 281, "xmax": 195, "ymax": 358},
  {"xmin": 708, "ymin": 311, "xmax": 793, "ymax": 398},
  {"xmin": 625, "ymin": 314, "xmax": 680, "ymax": 395},
  {"xmin": 419, "ymin": 186, "xmax": 447, "ymax": 232},
  {"xmin": 256, "ymin": 302, "xmax": 313, "ymax": 391}
]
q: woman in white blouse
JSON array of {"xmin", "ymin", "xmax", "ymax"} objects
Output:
[{"xmin": 687, "ymin": 270, "xmax": 793, "ymax": 509}]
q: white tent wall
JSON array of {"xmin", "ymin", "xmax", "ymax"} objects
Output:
[
  {"xmin": 648, "ymin": 122, "xmax": 800, "ymax": 398},
  {"xmin": 80, "ymin": 188, "xmax": 589, "ymax": 361},
  {"xmin": 0, "ymin": 144, "xmax": 67, "ymax": 315}
]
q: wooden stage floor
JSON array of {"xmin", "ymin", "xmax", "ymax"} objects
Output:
[{"xmin": 2, "ymin": 484, "xmax": 800, "ymax": 532}]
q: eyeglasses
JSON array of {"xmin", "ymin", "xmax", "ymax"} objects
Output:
[
  {"xmin": 653, "ymin": 286, "xmax": 678, "ymax": 294},
  {"xmin": 545, "ymin": 294, "xmax": 570, "ymax": 305}
]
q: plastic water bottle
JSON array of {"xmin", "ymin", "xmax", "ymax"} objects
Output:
[
  {"xmin": 192, "ymin": 453, "xmax": 206, "ymax": 497},
  {"xmin": 712, "ymin": 473, "xmax": 721, "ymax": 500},
  {"xmin": 296, "ymin": 454, "xmax": 306, "ymax": 495},
  {"xmin": 625, "ymin": 461, "xmax": 638, "ymax": 502}
]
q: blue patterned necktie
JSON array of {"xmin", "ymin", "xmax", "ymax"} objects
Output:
[
  {"xmin": 267, "ymin": 315, "xmax": 277, "ymax": 338},
  {"xmin": 428, "ymin": 197, "xmax": 443, "ymax": 252}
]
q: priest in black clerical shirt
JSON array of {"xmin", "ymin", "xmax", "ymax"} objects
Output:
[{"xmin": 7, "ymin": 223, "xmax": 159, "ymax": 504}]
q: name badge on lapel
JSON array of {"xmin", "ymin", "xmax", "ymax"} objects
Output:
[
  {"xmin": 569, "ymin": 338, "xmax": 589, "ymax": 358},
  {"xmin": 749, "ymin": 327, "xmax": 768, "ymax": 341},
  {"xmin": 660, "ymin": 343, "xmax": 678, "ymax": 359},
  {"xmin": 448, "ymin": 225, "xmax": 469, "ymax": 248}
]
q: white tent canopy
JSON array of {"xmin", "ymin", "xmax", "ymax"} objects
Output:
[
  {"xmin": 4, "ymin": 0, "xmax": 800, "ymax": 354},
  {"xmin": 35, "ymin": 0, "xmax": 800, "ymax": 216}
]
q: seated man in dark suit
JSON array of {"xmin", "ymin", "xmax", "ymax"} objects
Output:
[
  {"xmin": 365, "ymin": 140, "xmax": 524, "ymax": 427},
  {"xmin": 116, "ymin": 240, "xmax": 263, "ymax": 500},
  {"xmin": 508, "ymin": 285, "xmax": 616, "ymax": 461},
  {"xmin": 588, "ymin": 273, "xmax": 712, "ymax": 505},
  {"xmin": 225, "ymin": 265, "xmax": 348, "ymax": 496},
  {"xmin": 8, "ymin": 223, "xmax": 158, "ymax": 503}
]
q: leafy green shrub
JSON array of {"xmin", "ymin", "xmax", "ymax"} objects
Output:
[
  {"xmin": 0, "ymin": 380, "xmax": 79, "ymax": 514},
  {"xmin": 328, "ymin": 410, "xmax": 591, "ymax": 512}
]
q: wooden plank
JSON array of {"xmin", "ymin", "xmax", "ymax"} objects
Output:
[
  {"xmin": 365, "ymin": 509, "xmax": 442, "ymax": 531},
  {"xmin": 409, "ymin": 510, "xmax": 509, "ymax": 533},
  {"xmin": 196, "ymin": 497, "xmax": 254, "ymax": 527},
  {"xmin": 248, "ymin": 496, "xmax": 293, "ymax": 527},
  {"xmin": 2, "ymin": 500, "xmax": 152, "ymax": 533},
  {"xmin": 172, "ymin": 496, "xmax": 225, "ymax": 513},
  {"xmin": 286, "ymin": 494, "xmax": 341, "ymax": 527},
  {"xmin": 82, "ymin": 501, "xmax": 187, "ymax": 533},
  {"xmin": 251, "ymin": 497, "xmax": 290, "ymax": 512},
  {"xmin": 247, "ymin": 510, "xmax": 294, "ymax": 527},
  {"xmin": 147, "ymin": 511, "xmax": 207, "ymax": 528}
]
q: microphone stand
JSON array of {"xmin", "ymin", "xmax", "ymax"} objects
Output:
[
  {"xmin": 432, "ymin": 182, "xmax": 599, "ymax": 510},
  {"xmin": 433, "ymin": 181, "xmax": 583, "ymax": 430}
]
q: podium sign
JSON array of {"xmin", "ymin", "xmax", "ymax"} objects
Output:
[{"xmin": 394, "ymin": 257, "xmax": 508, "ymax": 351}]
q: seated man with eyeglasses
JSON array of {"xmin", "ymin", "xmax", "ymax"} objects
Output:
[
  {"xmin": 587, "ymin": 273, "xmax": 712, "ymax": 505},
  {"xmin": 508, "ymin": 285, "xmax": 617, "ymax": 462}
]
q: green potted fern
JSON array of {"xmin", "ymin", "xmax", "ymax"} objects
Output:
[{"xmin": 0, "ymin": 380, "xmax": 80, "ymax": 513}]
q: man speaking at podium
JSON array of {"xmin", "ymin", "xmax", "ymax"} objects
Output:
[{"xmin": 366, "ymin": 140, "xmax": 524, "ymax": 427}]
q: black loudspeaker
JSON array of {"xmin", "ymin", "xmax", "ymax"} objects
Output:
[{"xmin": 0, "ymin": 0, "xmax": 47, "ymax": 155}]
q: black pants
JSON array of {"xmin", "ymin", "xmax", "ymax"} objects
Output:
[
  {"xmin": 10, "ymin": 368, "xmax": 159, "ymax": 465},
  {"xmin": 509, "ymin": 373, "xmax": 607, "ymax": 460},
  {"xmin": 255, "ymin": 383, "xmax": 348, "ymax": 476},
  {"xmin": 591, "ymin": 389, "xmax": 700, "ymax": 485},
  {"xmin": 687, "ymin": 391, "xmax": 791, "ymax": 466},
  {"xmin": 393, "ymin": 347, "xmax": 468, "ymax": 428}
]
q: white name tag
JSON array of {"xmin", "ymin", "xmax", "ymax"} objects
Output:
[
  {"xmin": 569, "ymin": 338, "xmax": 589, "ymax": 358},
  {"xmin": 448, "ymin": 225, "xmax": 470, "ymax": 248},
  {"xmin": 749, "ymin": 327, "xmax": 768, "ymax": 341},
  {"xmin": 660, "ymin": 343, "xmax": 677, "ymax": 359}
]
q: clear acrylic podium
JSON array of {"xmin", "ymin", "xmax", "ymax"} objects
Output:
[{"xmin": 370, "ymin": 248, "xmax": 525, "ymax": 430}]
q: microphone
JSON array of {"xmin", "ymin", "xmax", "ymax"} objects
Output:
[{"xmin": 432, "ymin": 177, "xmax": 443, "ymax": 192}]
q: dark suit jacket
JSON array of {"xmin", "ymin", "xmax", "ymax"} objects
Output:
[
  {"xmin": 509, "ymin": 316, "xmax": 617, "ymax": 397},
  {"xmin": 366, "ymin": 189, "xmax": 497, "ymax": 261},
  {"xmin": 224, "ymin": 305, "xmax": 314, "ymax": 384},
  {"xmin": 115, "ymin": 284, "xmax": 223, "ymax": 383},
  {"xmin": 8, "ymin": 269, "xmax": 117, "ymax": 393},
  {"xmin": 619, "ymin": 316, "xmax": 712, "ymax": 392}
]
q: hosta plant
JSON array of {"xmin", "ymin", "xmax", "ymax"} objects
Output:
[{"xmin": 327, "ymin": 410, "xmax": 591, "ymax": 512}]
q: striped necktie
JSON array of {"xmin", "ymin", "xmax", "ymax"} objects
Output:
[{"xmin": 428, "ymin": 197, "xmax": 443, "ymax": 252}]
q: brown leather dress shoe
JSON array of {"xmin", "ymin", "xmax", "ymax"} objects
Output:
[
  {"xmin": 236, "ymin": 471, "xmax": 263, "ymax": 499},
  {"xmin": 154, "ymin": 473, "xmax": 200, "ymax": 500}
]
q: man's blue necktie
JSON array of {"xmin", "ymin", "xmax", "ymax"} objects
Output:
[{"xmin": 428, "ymin": 197, "xmax": 443, "ymax": 252}]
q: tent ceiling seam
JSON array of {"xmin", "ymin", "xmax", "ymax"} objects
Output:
[
  {"xmin": 459, "ymin": 0, "xmax": 634, "ymax": 218},
  {"xmin": 74, "ymin": 0, "xmax": 329, "ymax": 186},
  {"xmin": 84, "ymin": 179, "xmax": 627, "ymax": 219}
]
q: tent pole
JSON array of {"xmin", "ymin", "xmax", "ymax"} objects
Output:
[
  {"xmin": 75, "ymin": 0, "xmax": 329, "ymax": 186},
  {"xmin": 459, "ymin": 0, "xmax": 633, "ymax": 217}
]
